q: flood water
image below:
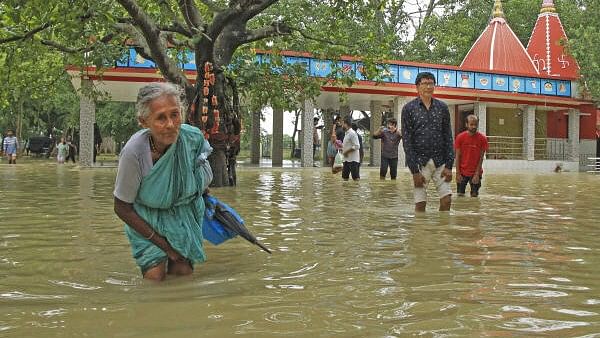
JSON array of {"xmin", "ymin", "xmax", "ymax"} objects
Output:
[{"xmin": 1, "ymin": 161, "xmax": 599, "ymax": 337}]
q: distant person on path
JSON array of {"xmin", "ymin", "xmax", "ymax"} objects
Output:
[
  {"xmin": 312, "ymin": 117, "xmax": 321, "ymax": 164},
  {"xmin": 94, "ymin": 123, "xmax": 102, "ymax": 164},
  {"xmin": 351, "ymin": 122, "xmax": 364, "ymax": 165},
  {"xmin": 113, "ymin": 82, "xmax": 212, "ymax": 281},
  {"xmin": 56, "ymin": 137, "xmax": 69, "ymax": 164},
  {"xmin": 402, "ymin": 72, "xmax": 454, "ymax": 212},
  {"xmin": 454, "ymin": 114, "xmax": 488, "ymax": 197},
  {"xmin": 373, "ymin": 118, "xmax": 402, "ymax": 179},
  {"xmin": 341, "ymin": 117, "xmax": 361, "ymax": 181},
  {"xmin": 66, "ymin": 139, "xmax": 77, "ymax": 163},
  {"xmin": 328, "ymin": 116, "xmax": 344, "ymax": 172},
  {"xmin": 3, "ymin": 129, "xmax": 18, "ymax": 164}
]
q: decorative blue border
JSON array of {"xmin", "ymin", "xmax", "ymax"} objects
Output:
[{"xmin": 116, "ymin": 49, "xmax": 573, "ymax": 98}]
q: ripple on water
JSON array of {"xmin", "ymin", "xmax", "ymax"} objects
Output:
[{"xmin": 501, "ymin": 317, "xmax": 589, "ymax": 332}]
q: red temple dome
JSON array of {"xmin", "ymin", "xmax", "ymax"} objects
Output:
[
  {"xmin": 460, "ymin": 0, "xmax": 539, "ymax": 76},
  {"xmin": 526, "ymin": 0, "xmax": 579, "ymax": 79}
]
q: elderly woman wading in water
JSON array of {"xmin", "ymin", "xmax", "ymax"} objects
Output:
[{"xmin": 113, "ymin": 82, "xmax": 212, "ymax": 281}]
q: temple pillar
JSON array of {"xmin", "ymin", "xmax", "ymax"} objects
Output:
[
  {"xmin": 370, "ymin": 101, "xmax": 383, "ymax": 167},
  {"xmin": 568, "ymin": 109, "xmax": 580, "ymax": 163},
  {"xmin": 522, "ymin": 105, "xmax": 536, "ymax": 160},
  {"xmin": 474, "ymin": 102, "xmax": 487, "ymax": 135},
  {"xmin": 79, "ymin": 78, "xmax": 95, "ymax": 167},
  {"xmin": 272, "ymin": 107, "xmax": 284, "ymax": 167},
  {"xmin": 250, "ymin": 110, "xmax": 261, "ymax": 164},
  {"xmin": 393, "ymin": 97, "xmax": 409, "ymax": 167},
  {"xmin": 301, "ymin": 99, "xmax": 314, "ymax": 167}
]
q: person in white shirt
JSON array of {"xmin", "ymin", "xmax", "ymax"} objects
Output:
[{"xmin": 341, "ymin": 117, "xmax": 361, "ymax": 181}]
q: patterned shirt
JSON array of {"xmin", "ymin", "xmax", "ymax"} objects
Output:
[
  {"xmin": 2, "ymin": 136, "xmax": 18, "ymax": 154},
  {"xmin": 401, "ymin": 97, "xmax": 454, "ymax": 174}
]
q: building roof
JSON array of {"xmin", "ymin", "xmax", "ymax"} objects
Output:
[
  {"xmin": 526, "ymin": 0, "xmax": 579, "ymax": 79},
  {"xmin": 460, "ymin": 0, "xmax": 539, "ymax": 76}
]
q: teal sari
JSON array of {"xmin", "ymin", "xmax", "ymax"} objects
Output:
[{"xmin": 124, "ymin": 124, "xmax": 207, "ymax": 272}]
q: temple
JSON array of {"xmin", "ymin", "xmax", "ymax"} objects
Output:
[{"xmin": 69, "ymin": 0, "xmax": 599, "ymax": 171}]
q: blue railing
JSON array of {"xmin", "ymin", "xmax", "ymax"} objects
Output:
[{"xmin": 115, "ymin": 48, "xmax": 573, "ymax": 98}]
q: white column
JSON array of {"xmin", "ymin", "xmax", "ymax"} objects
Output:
[
  {"xmin": 79, "ymin": 78, "xmax": 95, "ymax": 167},
  {"xmin": 393, "ymin": 97, "xmax": 409, "ymax": 167},
  {"xmin": 250, "ymin": 110, "xmax": 261, "ymax": 164},
  {"xmin": 568, "ymin": 109, "xmax": 580, "ymax": 162},
  {"xmin": 272, "ymin": 107, "xmax": 284, "ymax": 166},
  {"xmin": 301, "ymin": 99, "xmax": 314, "ymax": 167},
  {"xmin": 474, "ymin": 102, "xmax": 487, "ymax": 135},
  {"xmin": 370, "ymin": 101, "xmax": 383, "ymax": 167},
  {"xmin": 522, "ymin": 105, "xmax": 536, "ymax": 160}
]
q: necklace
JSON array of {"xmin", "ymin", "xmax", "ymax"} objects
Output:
[{"xmin": 149, "ymin": 135, "xmax": 160, "ymax": 154}]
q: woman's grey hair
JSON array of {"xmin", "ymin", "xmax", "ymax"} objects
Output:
[{"xmin": 136, "ymin": 82, "xmax": 185, "ymax": 119}]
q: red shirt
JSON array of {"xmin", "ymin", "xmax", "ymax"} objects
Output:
[{"xmin": 454, "ymin": 131, "xmax": 488, "ymax": 176}]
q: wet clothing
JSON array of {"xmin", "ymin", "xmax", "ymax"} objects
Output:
[
  {"xmin": 380, "ymin": 157, "xmax": 398, "ymax": 179},
  {"xmin": 342, "ymin": 161, "xmax": 360, "ymax": 180},
  {"xmin": 3, "ymin": 136, "xmax": 18, "ymax": 155},
  {"xmin": 413, "ymin": 159, "xmax": 452, "ymax": 204},
  {"xmin": 114, "ymin": 124, "xmax": 210, "ymax": 272},
  {"xmin": 455, "ymin": 131, "xmax": 488, "ymax": 177},
  {"xmin": 401, "ymin": 97, "xmax": 454, "ymax": 174},
  {"xmin": 457, "ymin": 175, "xmax": 482, "ymax": 197}
]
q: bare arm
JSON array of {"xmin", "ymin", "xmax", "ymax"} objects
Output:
[{"xmin": 113, "ymin": 197, "xmax": 184, "ymax": 261}]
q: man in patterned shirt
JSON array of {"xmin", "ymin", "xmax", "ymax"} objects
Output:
[{"xmin": 401, "ymin": 72, "xmax": 454, "ymax": 212}]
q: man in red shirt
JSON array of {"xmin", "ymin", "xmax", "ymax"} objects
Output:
[{"xmin": 454, "ymin": 114, "xmax": 489, "ymax": 197}]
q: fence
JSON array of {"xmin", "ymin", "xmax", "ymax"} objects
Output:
[
  {"xmin": 487, "ymin": 136, "xmax": 572, "ymax": 161},
  {"xmin": 487, "ymin": 136, "xmax": 523, "ymax": 159}
]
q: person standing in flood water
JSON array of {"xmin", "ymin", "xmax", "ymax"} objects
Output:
[
  {"xmin": 113, "ymin": 82, "xmax": 212, "ymax": 281},
  {"xmin": 402, "ymin": 72, "xmax": 454, "ymax": 212},
  {"xmin": 2, "ymin": 129, "xmax": 18, "ymax": 164},
  {"xmin": 341, "ymin": 116, "xmax": 361, "ymax": 181},
  {"xmin": 455, "ymin": 114, "xmax": 488, "ymax": 197}
]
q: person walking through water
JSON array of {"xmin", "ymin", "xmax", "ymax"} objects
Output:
[
  {"xmin": 2, "ymin": 129, "xmax": 18, "ymax": 164},
  {"xmin": 402, "ymin": 72, "xmax": 454, "ymax": 212},
  {"xmin": 66, "ymin": 139, "xmax": 77, "ymax": 163},
  {"xmin": 341, "ymin": 117, "xmax": 361, "ymax": 181},
  {"xmin": 93, "ymin": 122, "xmax": 103, "ymax": 164},
  {"xmin": 56, "ymin": 137, "xmax": 69, "ymax": 164},
  {"xmin": 454, "ymin": 114, "xmax": 488, "ymax": 197},
  {"xmin": 113, "ymin": 82, "xmax": 212, "ymax": 281},
  {"xmin": 373, "ymin": 117, "xmax": 402, "ymax": 179}
]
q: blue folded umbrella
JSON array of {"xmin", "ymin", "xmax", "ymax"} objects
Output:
[{"xmin": 202, "ymin": 194, "xmax": 272, "ymax": 253}]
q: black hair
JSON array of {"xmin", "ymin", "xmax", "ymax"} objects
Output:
[
  {"xmin": 415, "ymin": 72, "xmax": 436, "ymax": 86},
  {"xmin": 343, "ymin": 116, "xmax": 352, "ymax": 126},
  {"xmin": 351, "ymin": 122, "xmax": 358, "ymax": 130},
  {"xmin": 387, "ymin": 118, "xmax": 398, "ymax": 126}
]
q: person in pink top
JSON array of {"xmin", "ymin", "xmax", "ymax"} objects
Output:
[{"xmin": 454, "ymin": 114, "xmax": 489, "ymax": 197}]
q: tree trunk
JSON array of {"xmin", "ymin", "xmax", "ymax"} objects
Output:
[{"xmin": 186, "ymin": 50, "xmax": 241, "ymax": 187}]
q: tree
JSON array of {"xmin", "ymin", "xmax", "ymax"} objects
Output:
[{"xmin": 1, "ymin": 0, "xmax": 405, "ymax": 185}]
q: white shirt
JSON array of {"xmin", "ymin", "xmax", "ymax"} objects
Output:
[{"xmin": 342, "ymin": 128, "xmax": 360, "ymax": 163}]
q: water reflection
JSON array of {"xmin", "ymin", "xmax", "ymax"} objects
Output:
[{"xmin": 1, "ymin": 164, "xmax": 599, "ymax": 337}]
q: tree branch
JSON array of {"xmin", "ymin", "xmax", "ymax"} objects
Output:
[
  {"xmin": 0, "ymin": 22, "xmax": 52, "ymax": 44},
  {"xmin": 239, "ymin": 0, "xmax": 279, "ymax": 21},
  {"xmin": 116, "ymin": 0, "xmax": 190, "ymax": 92},
  {"xmin": 38, "ymin": 34, "xmax": 114, "ymax": 53},
  {"xmin": 178, "ymin": 0, "xmax": 205, "ymax": 32},
  {"xmin": 239, "ymin": 21, "xmax": 291, "ymax": 44}
]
